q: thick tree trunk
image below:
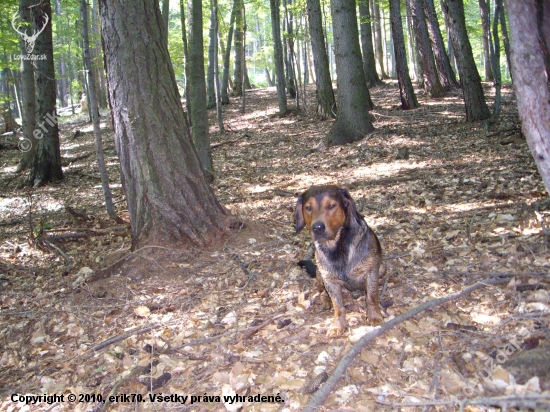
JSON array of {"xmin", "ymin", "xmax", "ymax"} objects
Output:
[
  {"xmin": 423, "ymin": 0, "xmax": 459, "ymax": 89},
  {"xmin": 504, "ymin": 0, "xmax": 550, "ymax": 194},
  {"xmin": 306, "ymin": 0, "xmax": 336, "ymax": 119},
  {"xmin": 16, "ymin": 0, "xmax": 37, "ymax": 172},
  {"xmin": 188, "ymin": 0, "xmax": 214, "ymax": 181},
  {"xmin": 409, "ymin": 0, "xmax": 446, "ymax": 97},
  {"xmin": 358, "ymin": 1, "xmax": 382, "ymax": 87},
  {"xmin": 99, "ymin": 0, "xmax": 227, "ymax": 248},
  {"xmin": 389, "ymin": 0, "xmax": 419, "ymax": 109},
  {"xmin": 478, "ymin": 0, "xmax": 494, "ymax": 81},
  {"xmin": 81, "ymin": 0, "xmax": 118, "ymax": 220},
  {"xmin": 270, "ymin": 0, "xmax": 288, "ymax": 114},
  {"xmin": 442, "ymin": 0, "xmax": 491, "ymax": 121},
  {"xmin": 325, "ymin": 0, "xmax": 374, "ymax": 146},
  {"xmin": 28, "ymin": 0, "xmax": 63, "ymax": 186},
  {"xmin": 233, "ymin": 0, "xmax": 244, "ymax": 96},
  {"xmin": 221, "ymin": 2, "xmax": 236, "ymax": 104}
]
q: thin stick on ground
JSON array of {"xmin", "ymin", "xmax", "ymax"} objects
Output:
[{"xmin": 303, "ymin": 277, "xmax": 510, "ymax": 412}]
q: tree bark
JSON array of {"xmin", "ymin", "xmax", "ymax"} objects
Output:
[
  {"xmin": 478, "ymin": 0, "xmax": 494, "ymax": 81},
  {"xmin": 16, "ymin": 0, "xmax": 37, "ymax": 172},
  {"xmin": 162, "ymin": 0, "xmax": 170, "ymax": 45},
  {"xmin": 442, "ymin": 0, "xmax": 491, "ymax": 121},
  {"xmin": 306, "ymin": 0, "xmax": 336, "ymax": 119},
  {"xmin": 409, "ymin": 0, "xmax": 446, "ymax": 97},
  {"xmin": 188, "ymin": 0, "xmax": 214, "ymax": 181},
  {"xmin": 270, "ymin": 0, "xmax": 288, "ymax": 114},
  {"xmin": 423, "ymin": 0, "xmax": 459, "ymax": 88},
  {"xmin": 389, "ymin": 0, "xmax": 419, "ymax": 109},
  {"xmin": 81, "ymin": 0, "xmax": 118, "ymax": 220},
  {"xmin": 504, "ymin": 0, "xmax": 550, "ymax": 194},
  {"xmin": 325, "ymin": 0, "xmax": 374, "ymax": 146},
  {"xmin": 99, "ymin": 0, "xmax": 227, "ymax": 248},
  {"xmin": 358, "ymin": 1, "xmax": 382, "ymax": 87},
  {"xmin": 28, "ymin": 0, "xmax": 63, "ymax": 186}
]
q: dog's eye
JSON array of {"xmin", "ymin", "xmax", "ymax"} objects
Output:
[
  {"xmin": 327, "ymin": 203, "xmax": 336, "ymax": 210},
  {"xmin": 304, "ymin": 205, "xmax": 313, "ymax": 212}
]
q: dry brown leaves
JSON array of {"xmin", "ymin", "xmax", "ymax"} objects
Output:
[{"xmin": 0, "ymin": 82, "xmax": 549, "ymax": 411}]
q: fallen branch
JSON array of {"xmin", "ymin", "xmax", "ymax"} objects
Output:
[
  {"xmin": 460, "ymin": 394, "xmax": 550, "ymax": 411},
  {"xmin": 303, "ymin": 277, "xmax": 510, "ymax": 412},
  {"xmin": 92, "ymin": 324, "xmax": 166, "ymax": 351},
  {"xmin": 209, "ymin": 132, "xmax": 248, "ymax": 150}
]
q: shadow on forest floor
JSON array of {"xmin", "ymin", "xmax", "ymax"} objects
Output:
[{"xmin": 0, "ymin": 81, "xmax": 549, "ymax": 411}]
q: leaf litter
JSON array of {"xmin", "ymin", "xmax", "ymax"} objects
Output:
[{"xmin": 0, "ymin": 81, "xmax": 549, "ymax": 411}]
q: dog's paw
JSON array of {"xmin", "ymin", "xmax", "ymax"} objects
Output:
[
  {"xmin": 326, "ymin": 319, "xmax": 346, "ymax": 337},
  {"xmin": 367, "ymin": 308, "xmax": 384, "ymax": 326}
]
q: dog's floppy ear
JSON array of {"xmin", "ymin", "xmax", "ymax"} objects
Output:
[
  {"xmin": 339, "ymin": 188, "xmax": 357, "ymax": 212},
  {"xmin": 295, "ymin": 195, "xmax": 306, "ymax": 234}
]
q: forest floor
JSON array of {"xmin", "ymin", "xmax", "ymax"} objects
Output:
[{"xmin": 1, "ymin": 81, "xmax": 550, "ymax": 412}]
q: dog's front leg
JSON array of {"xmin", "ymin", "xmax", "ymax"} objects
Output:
[{"xmin": 322, "ymin": 278, "xmax": 347, "ymax": 337}]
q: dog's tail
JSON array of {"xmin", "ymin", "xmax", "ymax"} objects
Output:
[{"xmin": 297, "ymin": 260, "xmax": 317, "ymax": 278}]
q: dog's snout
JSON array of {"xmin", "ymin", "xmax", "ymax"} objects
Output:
[{"xmin": 312, "ymin": 222, "xmax": 325, "ymax": 234}]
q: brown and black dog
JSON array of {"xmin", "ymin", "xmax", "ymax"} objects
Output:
[{"xmin": 295, "ymin": 185, "xmax": 384, "ymax": 337}]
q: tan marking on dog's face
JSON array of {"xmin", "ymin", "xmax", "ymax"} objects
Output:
[{"xmin": 303, "ymin": 193, "xmax": 347, "ymax": 241}]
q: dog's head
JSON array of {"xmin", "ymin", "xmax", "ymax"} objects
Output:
[{"xmin": 295, "ymin": 185, "xmax": 357, "ymax": 242}]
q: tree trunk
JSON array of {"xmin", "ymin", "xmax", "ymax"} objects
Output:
[
  {"xmin": 389, "ymin": 0, "xmax": 419, "ymax": 109},
  {"xmin": 81, "ymin": 0, "xmax": 118, "ymax": 220},
  {"xmin": 478, "ymin": 0, "xmax": 494, "ymax": 81},
  {"xmin": 406, "ymin": 0, "xmax": 424, "ymax": 87},
  {"xmin": 498, "ymin": 1, "xmax": 511, "ymax": 81},
  {"xmin": 212, "ymin": 0, "xmax": 224, "ymax": 133},
  {"xmin": 504, "ymin": 0, "xmax": 550, "ymax": 194},
  {"xmin": 283, "ymin": 0, "xmax": 297, "ymax": 99},
  {"xmin": 325, "ymin": 0, "xmax": 374, "ymax": 146},
  {"xmin": 409, "ymin": 0, "xmax": 446, "ymax": 97},
  {"xmin": 233, "ymin": 0, "xmax": 244, "ymax": 96},
  {"xmin": 92, "ymin": 0, "xmax": 107, "ymax": 108},
  {"xmin": 98, "ymin": 0, "xmax": 227, "ymax": 248},
  {"xmin": 371, "ymin": 0, "xmax": 388, "ymax": 78},
  {"xmin": 180, "ymin": 0, "xmax": 192, "ymax": 123},
  {"xmin": 442, "ymin": 0, "xmax": 491, "ymax": 121},
  {"xmin": 265, "ymin": 68, "xmax": 274, "ymax": 86},
  {"xmin": 306, "ymin": 0, "xmax": 336, "ymax": 118},
  {"xmin": 188, "ymin": 0, "xmax": 214, "ymax": 181},
  {"xmin": 490, "ymin": 0, "xmax": 502, "ymax": 120},
  {"xmin": 221, "ymin": 2, "xmax": 236, "ymax": 104},
  {"xmin": 28, "ymin": 0, "xmax": 63, "ymax": 186},
  {"xmin": 385, "ymin": 8, "xmax": 397, "ymax": 78},
  {"xmin": 423, "ymin": 0, "xmax": 459, "ymax": 88},
  {"xmin": 358, "ymin": 1, "xmax": 382, "ymax": 86},
  {"xmin": 206, "ymin": 6, "xmax": 217, "ymax": 109},
  {"xmin": 270, "ymin": 0, "xmax": 288, "ymax": 114},
  {"xmin": 536, "ymin": 0, "xmax": 550, "ymax": 81},
  {"xmin": 16, "ymin": 0, "xmax": 37, "ymax": 172}
]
